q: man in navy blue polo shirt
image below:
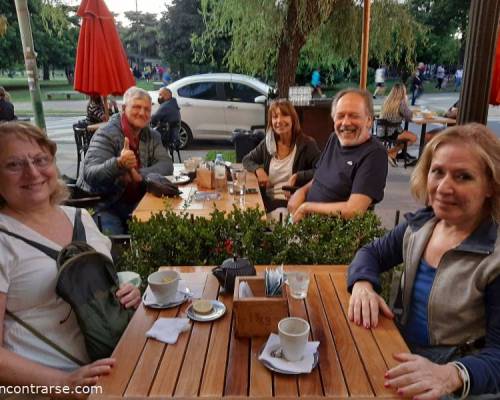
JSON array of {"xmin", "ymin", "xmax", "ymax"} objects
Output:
[{"xmin": 288, "ymin": 88, "xmax": 388, "ymax": 223}]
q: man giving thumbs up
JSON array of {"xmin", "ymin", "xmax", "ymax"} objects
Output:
[{"xmin": 77, "ymin": 87, "xmax": 173, "ymax": 234}]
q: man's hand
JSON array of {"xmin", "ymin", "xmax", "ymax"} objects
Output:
[
  {"xmin": 292, "ymin": 202, "xmax": 309, "ymax": 223},
  {"xmin": 116, "ymin": 283, "xmax": 141, "ymax": 309},
  {"xmin": 288, "ymin": 183, "xmax": 308, "ymax": 214},
  {"xmin": 385, "ymin": 354, "xmax": 463, "ymax": 400},
  {"xmin": 118, "ymin": 138, "xmax": 138, "ymax": 170},
  {"xmin": 348, "ymin": 281, "xmax": 393, "ymax": 328}
]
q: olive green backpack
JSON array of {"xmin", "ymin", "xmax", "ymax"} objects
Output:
[{"xmin": 1, "ymin": 209, "xmax": 134, "ymax": 365}]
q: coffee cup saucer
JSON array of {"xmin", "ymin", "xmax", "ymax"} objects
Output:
[
  {"xmin": 143, "ymin": 286, "xmax": 190, "ymax": 309},
  {"xmin": 258, "ymin": 341, "xmax": 319, "ymax": 374}
]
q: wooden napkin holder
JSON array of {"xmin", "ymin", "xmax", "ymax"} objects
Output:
[
  {"xmin": 196, "ymin": 167, "xmax": 214, "ymax": 189},
  {"xmin": 233, "ymin": 276, "xmax": 288, "ymax": 338}
]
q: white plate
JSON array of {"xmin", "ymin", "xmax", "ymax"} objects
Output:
[
  {"xmin": 166, "ymin": 175, "xmax": 190, "ymax": 185},
  {"xmin": 186, "ymin": 300, "xmax": 226, "ymax": 322},
  {"xmin": 143, "ymin": 289, "xmax": 190, "ymax": 309},
  {"xmin": 258, "ymin": 343, "xmax": 319, "ymax": 375}
]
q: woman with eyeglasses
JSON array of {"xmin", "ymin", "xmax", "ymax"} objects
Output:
[
  {"xmin": 242, "ymin": 99, "xmax": 321, "ymax": 215},
  {"xmin": 0, "ymin": 122, "xmax": 140, "ymax": 396}
]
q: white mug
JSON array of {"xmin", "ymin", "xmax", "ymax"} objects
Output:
[{"xmin": 278, "ymin": 317, "xmax": 310, "ymax": 362}]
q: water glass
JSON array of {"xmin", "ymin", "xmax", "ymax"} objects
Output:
[
  {"xmin": 235, "ymin": 170, "xmax": 246, "ymax": 196},
  {"xmin": 287, "ymin": 271, "xmax": 310, "ymax": 299}
]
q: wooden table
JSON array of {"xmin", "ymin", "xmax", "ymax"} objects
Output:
[
  {"xmin": 92, "ymin": 265, "xmax": 409, "ymax": 399},
  {"xmin": 411, "ymin": 116, "xmax": 456, "ymax": 157},
  {"xmin": 132, "ymin": 165, "xmax": 266, "ymax": 221}
]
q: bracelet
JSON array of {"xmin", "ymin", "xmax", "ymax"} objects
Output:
[{"xmin": 451, "ymin": 361, "xmax": 470, "ymax": 400}]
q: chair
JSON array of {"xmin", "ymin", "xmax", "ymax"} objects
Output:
[
  {"xmin": 375, "ymin": 118, "xmax": 409, "ymax": 168},
  {"xmin": 154, "ymin": 121, "xmax": 182, "ymax": 163},
  {"xmin": 73, "ymin": 121, "xmax": 93, "ymax": 178}
]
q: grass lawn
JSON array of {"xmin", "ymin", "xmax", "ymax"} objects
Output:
[{"xmin": 0, "ymin": 76, "xmax": 155, "ymax": 103}]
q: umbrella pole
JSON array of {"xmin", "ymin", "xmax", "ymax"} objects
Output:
[{"xmin": 103, "ymin": 95, "xmax": 109, "ymax": 121}]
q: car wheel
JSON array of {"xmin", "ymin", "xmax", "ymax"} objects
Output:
[{"xmin": 178, "ymin": 122, "xmax": 193, "ymax": 149}]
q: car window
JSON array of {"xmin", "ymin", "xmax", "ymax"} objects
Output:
[
  {"xmin": 178, "ymin": 82, "xmax": 218, "ymax": 100},
  {"xmin": 225, "ymin": 82, "xmax": 262, "ymax": 103}
]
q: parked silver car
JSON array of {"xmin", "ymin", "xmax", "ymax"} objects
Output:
[{"xmin": 149, "ymin": 73, "xmax": 272, "ymax": 149}]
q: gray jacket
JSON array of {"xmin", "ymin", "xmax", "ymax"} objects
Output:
[{"xmin": 77, "ymin": 113, "xmax": 173, "ymax": 206}]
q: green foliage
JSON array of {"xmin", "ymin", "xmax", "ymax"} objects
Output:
[
  {"xmin": 121, "ymin": 12, "xmax": 160, "ymax": 59},
  {"xmin": 193, "ymin": 0, "xmax": 421, "ymax": 94},
  {"xmin": 205, "ymin": 150, "xmax": 236, "ymax": 163},
  {"xmin": 0, "ymin": 0, "xmax": 78, "ymax": 77},
  {"xmin": 117, "ymin": 207, "xmax": 385, "ymax": 282}
]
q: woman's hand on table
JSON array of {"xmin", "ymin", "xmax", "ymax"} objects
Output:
[
  {"xmin": 116, "ymin": 283, "xmax": 141, "ymax": 309},
  {"xmin": 255, "ymin": 168, "xmax": 270, "ymax": 188},
  {"xmin": 283, "ymin": 174, "xmax": 298, "ymax": 199},
  {"xmin": 63, "ymin": 358, "xmax": 115, "ymax": 399},
  {"xmin": 348, "ymin": 280, "xmax": 393, "ymax": 328},
  {"xmin": 385, "ymin": 353, "xmax": 463, "ymax": 399}
]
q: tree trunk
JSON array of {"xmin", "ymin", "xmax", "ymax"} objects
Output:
[{"xmin": 275, "ymin": 1, "xmax": 306, "ymax": 97}]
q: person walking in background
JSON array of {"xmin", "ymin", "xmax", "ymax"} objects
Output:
[
  {"xmin": 411, "ymin": 62, "xmax": 425, "ymax": 106},
  {"xmin": 455, "ymin": 67, "xmax": 463, "ymax": 91},
  {"xmin": 373, "ymin": 66, "xmax": 386, "ymax": 99},
  {"xmin": 0, "ymin": 87, "xmax": 16, "ymax": 122},
  {"xmin": 435, "ymin": 65, "xmax": 445, "ymax": 89},
  {"xmin": 310, "ymin": 67, "xmax": 324, "ymax": 98}
]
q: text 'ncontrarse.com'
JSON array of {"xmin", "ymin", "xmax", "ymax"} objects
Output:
[{"xmin": 0, "ymin": 385, "xmax": 103, "ymax": 396}]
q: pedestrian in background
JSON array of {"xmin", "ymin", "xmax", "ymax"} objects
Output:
[{"xmin": 373, "ymin": 66, "xmax": 386, "ymax": 99}]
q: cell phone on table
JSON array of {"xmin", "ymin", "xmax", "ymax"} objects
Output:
[{"xmin": 246, "ymin": 188, "xmax": 258, "ymax": 194}]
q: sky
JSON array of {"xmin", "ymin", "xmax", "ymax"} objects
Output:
[{"xmin": 62, "ymin": 0, "xmax": 170, "ymax": 25}]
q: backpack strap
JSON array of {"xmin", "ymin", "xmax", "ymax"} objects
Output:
[
  {"xmin": 5, "ymin": 309, "xmax": 85, "ymax": 366},
  {"xmin": 0, "ymin": 226, "xmax": 59, "ymax": 260},
  {"xmin": 72, "ymin": 208, "xmax": 87, "ymax": 242}
]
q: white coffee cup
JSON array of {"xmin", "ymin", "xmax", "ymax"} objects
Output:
[{"xmin": 278, "ymin": 317, "xmax": 310, "ymax": 362}]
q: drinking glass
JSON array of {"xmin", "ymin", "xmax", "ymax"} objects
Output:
[{"xmin": 287, "ymin": 272, "xmax": 310, "ymax": 299}]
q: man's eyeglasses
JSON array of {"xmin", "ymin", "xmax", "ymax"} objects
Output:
[{"xmin": 2, "ymin": 154, "xmax": 54, "ymax": 174}]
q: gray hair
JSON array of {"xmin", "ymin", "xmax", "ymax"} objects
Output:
[
  {"xmin": 332, "ymin": 88, "xmax": 374, "ymax": 119},
  {"xmin": 123, "ymin": 86, "xmax": 151, "ymax": 105}
]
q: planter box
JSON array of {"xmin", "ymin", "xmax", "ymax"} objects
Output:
[{"xmin": 233, "ymin": 276, "xmax": 288, "ymax": 338}]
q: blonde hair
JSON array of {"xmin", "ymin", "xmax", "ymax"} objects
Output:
[
  {"xmin": 410, "ymin": 123, "xmax": 500, "ymax": 222},
  {"xmin": 0, "ymin": 122, "xmax": 69, "ymax": 207},
  {"xmin": 380, "ymin": 83, "xmax": 407, "ymax": 121}
]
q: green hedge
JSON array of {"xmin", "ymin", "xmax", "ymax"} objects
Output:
[{"xmin": 118, "ymin": 207, "xmax": 386, "ymax": 282}]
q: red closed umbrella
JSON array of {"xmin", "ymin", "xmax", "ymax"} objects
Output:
[
  {"xmin": 74, "ymin": 0, "xmax": 135, "ymax": 98},
  {"xmin": 489, "ymin": 30, "xmax": 500, "ymax": 105}
]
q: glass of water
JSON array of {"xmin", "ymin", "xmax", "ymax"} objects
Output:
[
  {"xmin": 287, "ymin": 272, "xmax": 310, "ymax": 299},
  {"xmin": 235, "ymin": 169, "xmax": 246, "ymax": 197}
]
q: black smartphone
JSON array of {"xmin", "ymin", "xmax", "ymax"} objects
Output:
[{"xmin": 246, "ymin": 188, "xmax": 258, "ymax": 194}]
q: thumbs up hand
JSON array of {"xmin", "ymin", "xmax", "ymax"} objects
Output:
[{"xmin": 118, "ymin": 137, "xmax": 138, "ymax": 170}]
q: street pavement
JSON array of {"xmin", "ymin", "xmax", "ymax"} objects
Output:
[{"xmin": 16, "ymin": 92, "xmax": 500, "ymax": 229}]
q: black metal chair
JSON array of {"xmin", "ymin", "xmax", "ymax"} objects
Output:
[
  {"xmin": 154, "ymin": 121, "xmax": 182, "ymax": 163},
  {"xmin": 73, "ymin": 121, "xmax": 93, "ymax": 179},
  {"xmin": 375, "ymin": 118, "xmax": 410, "ymax": 168}
]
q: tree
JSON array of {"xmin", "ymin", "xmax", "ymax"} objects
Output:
[
  {"xmin": 0, "ymin": 0, "xmax": 78, "ymax": 81},
  {"xmin": 408, "ymin": 0, "xmax": 470, "ymax": 65},
  {"xmin": 158, "ymin": 0, "xmax": 229, "ymax": 77},
  {"xmin": 193, "ymin": 0, "xmax": 422, "ymax": 96},
  {"xmin": 121, "ymin": 12, "xmax": 160, "ymax": 61}
]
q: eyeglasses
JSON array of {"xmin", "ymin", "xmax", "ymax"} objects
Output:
[{"xmin": 2, "ymin": 154, "xmax": 54, "ymax": 174}]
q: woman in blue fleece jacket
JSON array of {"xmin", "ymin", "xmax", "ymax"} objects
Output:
[{"xmin": 348, "ymin": 123, "xmax": 500, "ymax": 399}]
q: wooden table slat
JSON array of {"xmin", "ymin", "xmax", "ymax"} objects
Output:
[
  {"xmin": 288, "ymin": 291, "xmax": 324, "ymax": 397},
  {"xmin": 250, "ymin": 337, "xmax": 273, "ymax": 397},
  {"xmin": 316, "ymin": 273, "xmax": 373, "ymax": 396},
  {"xmin": 97, "ymin": 306, "xmax": 159, "ymax": 395},
  {"xmin": 174, "ymin": 275, "xmax": 220, "ymax": 397},
  {"xmin": 199, "ymin": 291, "xmax": 234, "ymax": 397},
  {"xmin": 305, "ymin": 273, "xmax": 348, "ymax": 396},
  {"xmin": 331, "ymin": 273, "xmax": 395, "ymax": 397}
]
